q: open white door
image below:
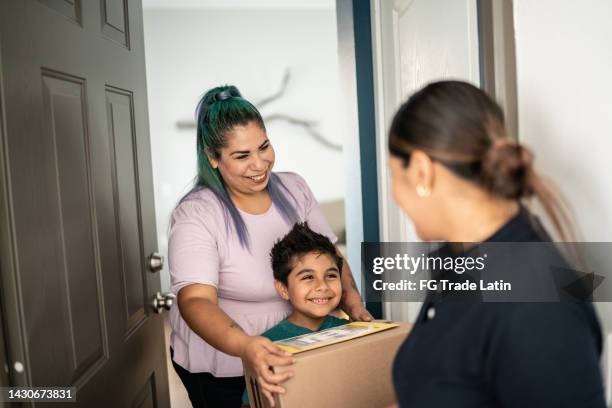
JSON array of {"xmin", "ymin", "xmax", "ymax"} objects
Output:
[{"xmin": 370, "ymin": 0, "xmax": 481, "ymax": 321}]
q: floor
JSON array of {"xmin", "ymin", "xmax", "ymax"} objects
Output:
[{"xmin": 164, "ymin": 316, "xmax": 192, "ymax": 408}]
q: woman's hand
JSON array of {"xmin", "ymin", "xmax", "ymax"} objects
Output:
[
  {"xmin": 345, "ymin": 301, "xmax": 374, "ymax": 322},
  {"xmin": 240, "ymin": 336, "xmax": 295, "ymax": 407}
]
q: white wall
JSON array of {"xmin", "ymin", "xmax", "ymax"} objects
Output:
[
  {"xmin": 143, "ymin": 9, "xmax": 346, "ymax": 292},
  {"xmin": 514, "ymin": 0, "xmax": 612, "ymax": 241},
  {"xmin": 514, "ymin": 0, "xmax": 612, "ymax": 401}
]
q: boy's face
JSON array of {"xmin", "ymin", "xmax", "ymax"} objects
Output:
[{"xmin": 275, "ymin": 251, "xmax": 342, "ymax": 319}]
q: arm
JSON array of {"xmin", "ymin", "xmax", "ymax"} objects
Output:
[
  {"xmin": 178, "ymin": 284, "xmax": 294, "ymax": 407},
  {"xmin": 337, "ymin": 247, "xmax": 373, "ymax": 322},
  {"xmin": 177, "ymin": 283, "xmax": 249, "ymax": 356}
]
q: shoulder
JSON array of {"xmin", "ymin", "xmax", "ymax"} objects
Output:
[
  {"xmin": 324, "ymin": 315, "xmax": 350, "ymax": 328},
  {"xmin": 274, "ymin": 171, "xmax": 304, "ymax": 183},
  {"xmin": 170, "ymin": 188, "xmax": 226, "ymax": 230},
  {"xmin": 274, "ymin": 172, "xmax": 311, "ymax": 193},
  {"xmin": 274, "ymin": 171, "xmax": 306, "ymax": 187},
  {"xmin": 173, "ymin": 188, "xmax": 222, "ymax": 215},
  {"xmin": 273, "ymin": 172, "xmax": 316, "ymax": 210}
]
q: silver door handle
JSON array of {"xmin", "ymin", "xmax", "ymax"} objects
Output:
[
  {"xmin": 148, "ymin": 252, "xmax": 164, "ymax": 272},
  {"xmin": 152, "ymin": 292, "xmax": 175, "ymax": 313}
]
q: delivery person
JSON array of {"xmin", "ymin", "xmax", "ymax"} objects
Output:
[{"xmin": 387, "ymin": 80, "xmax": 605, "ymax": 407}]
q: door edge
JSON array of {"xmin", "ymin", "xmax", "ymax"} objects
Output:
[{"xmin": 0, "ymin": 24, "xmax": 31, "ymax": 389}]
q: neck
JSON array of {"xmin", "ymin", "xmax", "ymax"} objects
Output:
[
  {"xmin": 227, "ymin": 187, "xmax": 271, "ymax": 214},
  {"xmin": 442, "ymin": 193, "xmax": 520, "ymax": 242},
  {"xmin": 286, "ymin": 312, "xmax": 326, "ymax": 332}
]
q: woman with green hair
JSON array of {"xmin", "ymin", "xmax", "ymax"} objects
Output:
[{"xmin": 168, "ymin": 85, "xmax": 371, "ymax": 407}]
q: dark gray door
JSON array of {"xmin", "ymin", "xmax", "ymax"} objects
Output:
[{"xmin": 0, "ymin": 1, "xmax": 170, "ymax": 406}]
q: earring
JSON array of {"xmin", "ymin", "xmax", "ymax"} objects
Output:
[{"xmin": 416, "ymin": 185, "xmax": 431, "ymax": 197}]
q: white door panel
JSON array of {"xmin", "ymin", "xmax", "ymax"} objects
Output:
[
  {"xmin": 396, "ymin": 0, "xmax": 480, "ymax": 99},
  {"xmin": 372, "ymin": 0, "xmax": 480, "ymax": 321}
]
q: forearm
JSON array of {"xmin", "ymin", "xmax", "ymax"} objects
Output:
[
  {"xmin": 339, "ymin": 254, "xmax": 364, "ymax": 309},
  {"xmin": 341, "ymin": 280, "xmax": 364, "ymax": 310},
  {"xmin": 179, "ymin": 297, "xmax": 250, "ymax": 357}
]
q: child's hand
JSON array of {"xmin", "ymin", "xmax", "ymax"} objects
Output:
[{"xmin": 241, "ymin": 336, "xmax": 295, "ymax": 407}]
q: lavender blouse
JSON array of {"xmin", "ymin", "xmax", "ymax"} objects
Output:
[{"xmin": 168, "ymin": 172, "xmax": 337, "ymax": 377}]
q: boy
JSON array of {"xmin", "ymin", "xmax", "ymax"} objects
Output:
[
  {"xmin": 243, "ymin": 222, "xmax": 349, "ymax": 405},
  {"xmin": 266, "ymin": 222, "xmax": 349, "ymax": 339}
]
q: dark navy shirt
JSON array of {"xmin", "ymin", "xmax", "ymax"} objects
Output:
[{"xmin": 392, "ymin": 209, "xmax": 606, "ymax": 408}]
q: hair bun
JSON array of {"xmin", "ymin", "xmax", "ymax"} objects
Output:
[
  {"xmin": 199, "ymin": 85, "xmax": 243, "ymax": 118},
  {"xmin": 213, "ymin": 85, "xmax": 241, "ymax": 101},
  {"xmin": 481, "ymin": 139, "xmax": 534, "ymax": 199}
]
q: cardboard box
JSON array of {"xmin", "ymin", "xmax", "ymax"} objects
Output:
[{"xmin": 245, "ymin": 322, "xmax": 412, "ymax": 408}]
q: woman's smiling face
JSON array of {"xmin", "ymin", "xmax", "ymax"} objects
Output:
[{"xmin": 209, "ymin": 121, "xmax": 275, "ymax": 196}]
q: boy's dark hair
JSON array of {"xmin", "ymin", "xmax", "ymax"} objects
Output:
[{"xmin": 271, "ymin": 222, "xmax": 343, "ymax": 286}]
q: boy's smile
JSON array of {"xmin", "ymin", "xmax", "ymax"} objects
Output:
[
  {"xmin": 275, "ymin": 251, "xmax": 342, "ymax": 331},
  {"xmin": 308, "ymin": 297, "xmax": 333, "ymax": 305}
]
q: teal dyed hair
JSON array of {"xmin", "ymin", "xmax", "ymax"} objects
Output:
[{"xmin": 181, "ymin": 85, "xmax": 299, "ymax": 248}]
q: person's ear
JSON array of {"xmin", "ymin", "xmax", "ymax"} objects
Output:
[
  {"xmin": 205, "ymin": 148, "xmax": 219, "ymax": 169},
  {"xmin": 208, "ymin": 155, "xmax": 219, "ymax": 169},
  {"xmin": 409, "ymin": 150, "xmax": 435, "ymax": 198},
  {"xmin": 274, "ymin": 280, "xmax": 290, "ymax": 300}
]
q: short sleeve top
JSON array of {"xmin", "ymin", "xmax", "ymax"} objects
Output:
[{"xmin": 168, "ymin": 172, "xmax": 338, "ymax": 376}]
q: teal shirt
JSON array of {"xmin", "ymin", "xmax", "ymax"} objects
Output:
[
  {"xmin": 243, "ymin": 315, "xmax": 349, "ymax": 404},
  {"xmin": 262, "ymin": 315, "xmax": 349, "ymax": 342}
]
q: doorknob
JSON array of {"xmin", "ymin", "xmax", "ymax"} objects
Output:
[
  {"xmin": 152, "ymin": 292, "xmax": 175, "ymax": 314},
  {"xmin": 148, "ymin": 252, "xmax": 164, "ymax": 272}
]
